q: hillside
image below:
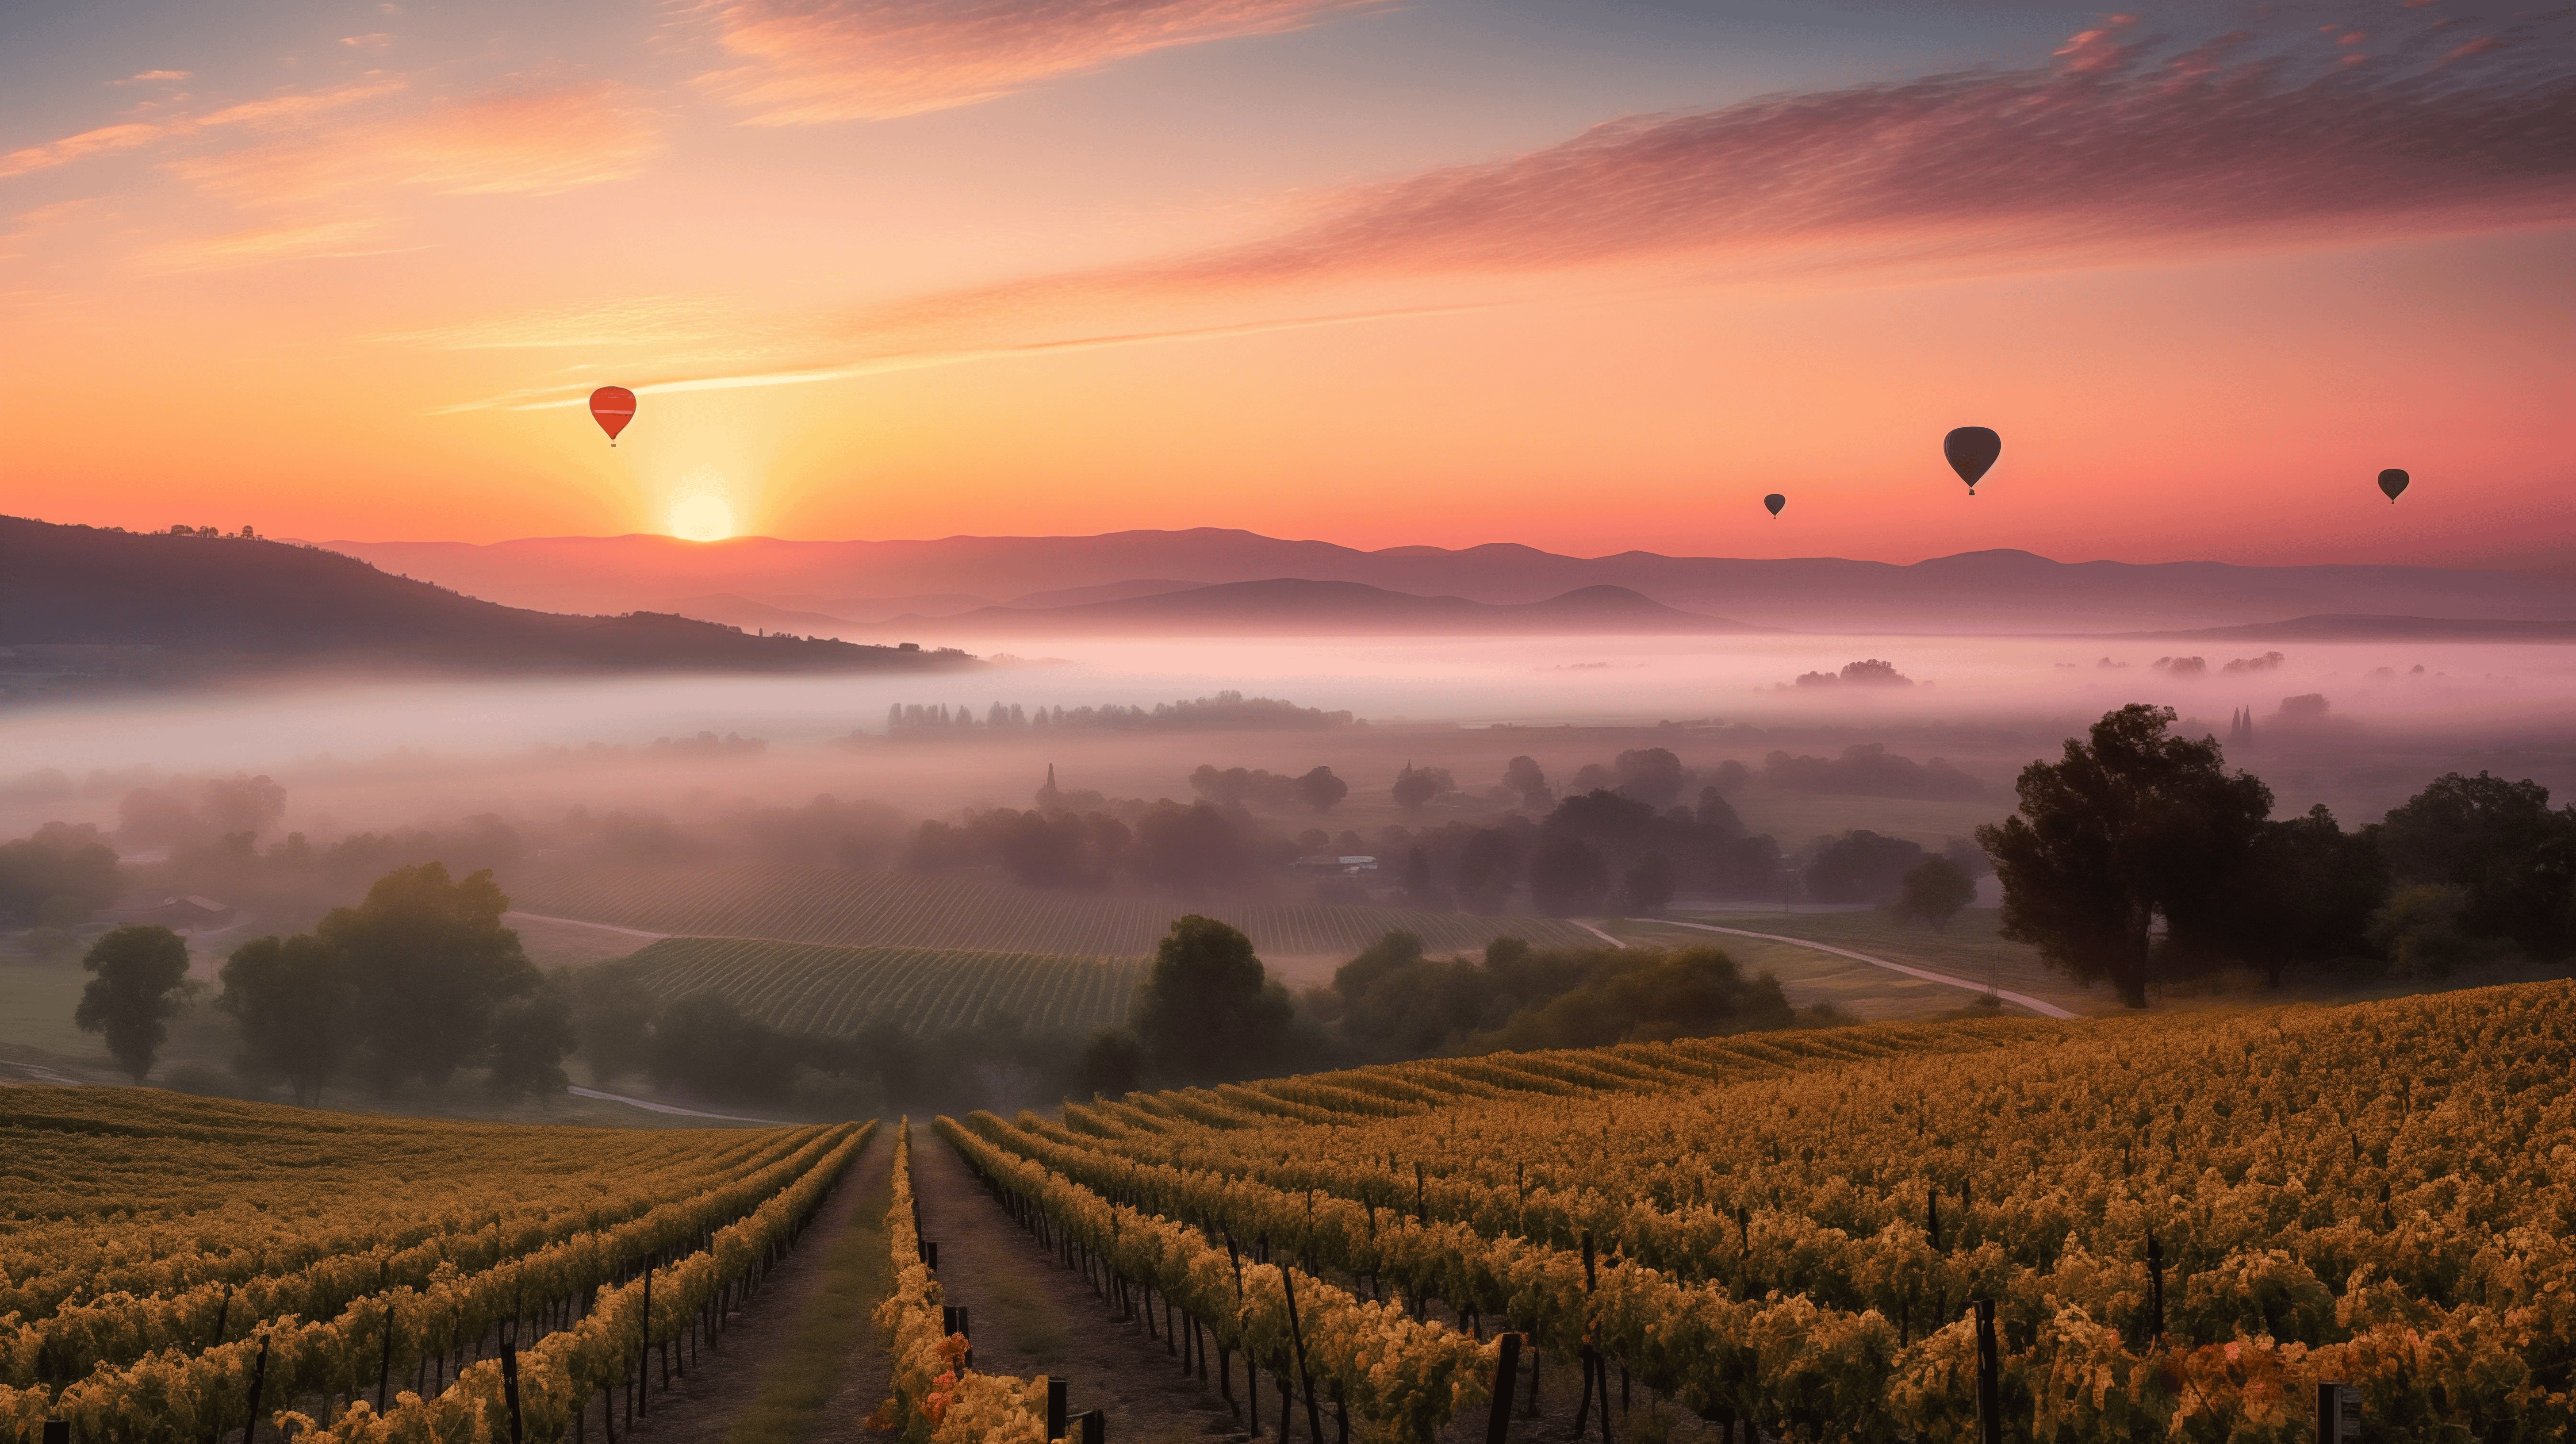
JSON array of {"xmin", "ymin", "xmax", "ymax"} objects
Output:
[
  {"xmin": 0, "ymin": 516, "xmax": 974, "ymax": 676},
  {"xmin": 861, "ymin": 578, "xmax": 1768, "ymax": 635},
  {"xmin": 321, "ymin": 529, "xmax": 2576, "ymax": 633},
  {"xmin": 503, "ymin": 858, "xmax": 1604, "ymax": 963},
  {"xmin": 611, "ymin": 937, "xmax": 1144, "ymax": 1037}
]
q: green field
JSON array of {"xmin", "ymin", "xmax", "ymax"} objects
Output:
[
  {"xmin": 1599, "ymin": 905, "xmax": 2115, "ymax": 1019},
  {"xmin": 504, "ymin": 859, "xmax": 1602, "ymax": 961},
  {"xmin": 617, "ymin": 937, "xmax": 1144, "ymax": 1037}
]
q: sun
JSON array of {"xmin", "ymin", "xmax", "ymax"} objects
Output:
[{"xmin": 671, "ymin": 495, "xmax": 734, "ymax": 542}]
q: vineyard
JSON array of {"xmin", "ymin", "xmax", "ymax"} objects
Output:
[
  {"xmin": 616, "ymin": 937, "xmax": 1144, "ymax": 1037},
  {"xmin": 506, "ymin": 858, "xmax": 1602, "ymax": 959},
  {"xmin": 0, "ymin": 1087, "xmax": 869, "ymax": 1444},
  {"xmin": 927, "ymin": 981, "xmax": 2576, "ymax": 1441}
]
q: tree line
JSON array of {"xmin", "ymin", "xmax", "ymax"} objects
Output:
[{"xmin": 1986, "ymin": 703, "xmax": 2576, "ymax": 1006}]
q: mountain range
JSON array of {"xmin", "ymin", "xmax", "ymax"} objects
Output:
[{"xmin": 323, "ymin": 530, "xmax": 2576, "ymax": 635}]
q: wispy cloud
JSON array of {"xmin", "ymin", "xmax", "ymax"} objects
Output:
[
  {"xmin": 142, "ymin": 216, "xmax": 421, "ymax": 273},
  {"xmin": 804, "ymin": 11, "xmax": 2576, "ymax": 342},
  {"xmin": 0, "ymin": 79, "xmax": 406, "ymax": 181},
  {"xmin": 690, "ymin": 0, "xmax": 1384, "ymax": 123},
  {"xmin": 168, "ymin": 81, "xmax": 661, "ymax": 204}
]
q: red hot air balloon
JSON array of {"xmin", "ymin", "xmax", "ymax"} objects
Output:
[
  {"xmin": 1944, "ymin": 426, "xmax": 2001, "ymax": 493},
  {"xmin": 1763, "ymin": 494, "xmax": 1786, "ymax": 517},
  {"xmin": 2377, "ymin": 469, "xmax": 2408, "ymax": 503},
  {"xmin": 589, "ymin": 386, "xmax": 637, "ymax": 445}
]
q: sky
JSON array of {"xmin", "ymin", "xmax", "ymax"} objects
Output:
[{"xmin": 1, "ymin": 0, "xmax": 2570, "ymax": 568}]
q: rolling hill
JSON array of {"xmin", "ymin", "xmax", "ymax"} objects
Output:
[
  {"xmin": 0, "ymin": 516, "xmax": 976, "ymax": 676},
  {"xmin": 860, "ymin": 578, "xmax": 1769, "ymax": 636},
  {"xmin": 503, "ymin": 858, "xmax": 1605, "ymax": 961},
  {"xmin": 322, "ymin": 529, "xmax": 2576, "ymax": 633}
]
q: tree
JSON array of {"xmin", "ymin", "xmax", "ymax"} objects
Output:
[
  {"xmin": 1694, "ymin": 787, "xmax": 1743, "ymax": 834},
  {"xmin": 1528, "ymin": 835, "xmax": 1611, "ymax": 916},
  {"xmin": 484, "ymin": 979, "xmax": 576, "ymax": 1099},
  {"xmin": 74, "ymin": 925, "xmax": 195, "ymax": 1083},
  {"xmin": 1975, "ymin": 704, "xmax": 2273, "ymax": 1008},
  {"xmin": 1502, "ymin": 756, "xmax": 1551, "ymax": 810},
  {"xmin": 1391, "ymin": 762, "xmax": 1453, "ymax": 813},
  {"xmin": 1074, "ymin": 1027, "xmax": 1146, "ymax": 1098},
  {"xmin": 0, "ymin": 826, "xmax": 120, "ymax": 926},
  {"xmin": 1294, "ymin": 766, "xmax": 1349, "ymax": 813},
  {"xmin": 1612, "ymin": 748, "xmax": 1687, "ymax": 807},
  {"xmin": 1894, "ymin": 855, "xmax": 1977, "ymax": 929},
  {"xmin": 319, "ymin": 862, "xmax": 540, "ymax": 1094},
  {"xmin": 1456, "ymin": 828, "xmax": 1522, "ymax": 914},
  {"xmin": 1615, "ymin": 851, "xmax": 1676, "ymax": 915},
  {"xmin": 217, "ymin": 932, "xmax": 356, "ymax": 1106},
  {"xmin": 1131, "ymin": 915, "xmax": 1293, "ymax": 1085},
  {"xmin": 567, "ymin": 963, "xmax": 657, "ymax": 1086},
  {"xmin": 1805, "ymin": 830, "xmax": 1925, "ymax": 903},
  {"xmin": 2218, "ymin": 806, "xmax": 2386, "ymax": 984},
  {"xmin": 1135, "ymin": 802, "xmax": 1254, "ymax": 898},
  {"xmin": 2377, "ymin": 772, "xmax": 2574, "ymax": 954}
]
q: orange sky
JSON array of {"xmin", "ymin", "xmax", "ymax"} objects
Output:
[{"xmin": 2, "ymin": 0, "xmax": 2570, "ymax": 567}]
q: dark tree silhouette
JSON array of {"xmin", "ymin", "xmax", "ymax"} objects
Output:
[
  {"xmin": 2219, "ymin": 805, "xmax": 2386, "ymax": 985},
  {"xmin": 1805, "ymin": 830, "xmax": 1925, "ymax": 903},
  {"xmin": 2377, "ymin": 772, "xmax": 2574, "ymax": 953},
  {"xmin": 1616, "ymin": 851, "xmax": 1676, "ymax": 915},
  {"xmin": 1529, "ymin": 835, "xmax": 1612, "ymax": 917},
  {"xmin": 74, "ymin": 925, "xmax": 195, "ymax": 1084},
  {"xmin": 1076, "ymin": 1027, "xmax": 1146, "ymax": 1098},
  {"xmin": 1894, "ymin": 855, "xmax": 1977, "ymax": 929},
  {"xmin": 1612, "ymin": 748, "xmax": 1687, "ymax": 807},
  {"xmin": 1502, "ymin": 756, "xmax": 1551, "ymax": 810},
  {"xmin": 1456, "ymin": 827, "xmax": 1523, "ymax": 914},
  {"xmin": 1295, "ymin": 765, "xmax": 1349, "ymax": 813},
  {"xmin": 1135, "ymin": 802, "xmax": 1254, "ymax": 897},
  {"xmin": 1694, "ymin": 786, "xmax": 1743, "ymax": 834},
  {"xmin": 1391, "ymin": 761, "xmax": 1454, "ymax": 813},
  {"xmin": 1131, "ymin": 915, "xmax": 1293, "ymax": 1085},
  {"xmin": 1976, "ymin": 705, "xmax": 2273, "ymax": 1008},
  {"xmin": 484, "ymin": 978, "xmax": 576, "ymax": 1099},
  {"xmin": 217, "ymin": 932, "xmax": 356, "ymax": 1106}
]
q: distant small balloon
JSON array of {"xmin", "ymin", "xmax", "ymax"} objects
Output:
[
  {"xmin": 2377, "ymin": 468, "xmax": 2408, "ymax": 503},
  {"xmin": 590, "ymin": 386, "xmax": 637, "ymax": 445},
  {"xmin": 1944, "ymin": 426, "xmax": 2001, "ymax": 492},
  {"xmin": 1763, "ymin": 493, "xmax": 1786, "ymax": 518}
]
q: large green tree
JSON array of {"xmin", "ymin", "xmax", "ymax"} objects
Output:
[
  {"xmin": 1976, "ymin": 704, "xmax": 2273, "ymax": 1008},
  {"xmin": 2220, "ymin": 805, "xmax": 2387, "ymax": 985},
  {"xmin": 74, "ymin": 925, "xmax": 195, "ymax": 1083},
  {"xmin": 217, "ymin": 932, "xmax": 357, "ymax": 1106},
  {"xmin": 319, "ymin": 862, "xmax": 540, "ymax": 1094},
  {"xmin": 1131, "ymin": 914, "xmax": 1293, "ymax": 1084}
]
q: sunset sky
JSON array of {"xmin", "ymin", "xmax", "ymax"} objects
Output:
[{"xmin": 2, "ymin": 0, "xmax": 2569, "ymax": 567}]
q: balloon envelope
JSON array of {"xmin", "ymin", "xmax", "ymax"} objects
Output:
[
  {"xmin": 590, "ymin": 386, "xmax": 637, "ymax": 442},
  {"xmin": 1763, "ymin": 493, "xmax": 1786, "ymax": 517},
  {"xmin": 2377, "ymin": 468, "xmax": 2409, "ymax": 502},
  {"xmin": 1944, "ymin": 426, "xmax": 2001, "ymax": 490}
]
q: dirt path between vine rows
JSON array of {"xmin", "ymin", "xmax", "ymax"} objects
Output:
[
  {"xmin": 913, "ymin": 1130, "xmax": 1242, "ymax": 1444},
  {"xmin": 618, "ymin": 1127, "xmax": 894, "ymax": 1444}
]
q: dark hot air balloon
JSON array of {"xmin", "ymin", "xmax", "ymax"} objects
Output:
[
  {"xmin": 1763, "ymin": 493, "xmax": 1786, "ymax": 518},
  {"xmin": 590, "ymin": 386, "xmax": 637, "ymax": 445},
  {"xmin": 2377, "ymin": 469, "xmax": 2408, "ymax": 503},
  {"xmin": 1944, "ymin": 426, "xmax": 2001, "ymax": 493}
]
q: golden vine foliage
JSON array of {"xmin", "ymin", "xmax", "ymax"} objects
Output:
[
  {"xmin": 0, "ymin": 1089, "xmax": 867, "ymax": 1444},
  {"xmin": 974, "ymin": 982, "xmax": 2576, "ymax": 1441}
]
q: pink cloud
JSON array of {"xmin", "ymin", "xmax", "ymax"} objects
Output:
[
  {"xmin": 119, "ymin": 70, "xmax": 193, "ymax": 84},
  {"xmin": 0, "ymin": 80, "xmax": 405, "ymax": 182},
  {"xmin": 169, "ymin": 82, "xmax": 660, "ymax": 204},
  {"xmin": 0, "ymin": 124, "xmax": 162, "ymax": 180},
  {"xmin": 691, "ymin": 0, "xmax": 1384, "ymax": 123},
  {"xmin": 823, "ymin": 12, "xmax": 2576, "ymax": 346}
]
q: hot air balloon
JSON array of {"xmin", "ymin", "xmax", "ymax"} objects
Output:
[
  {"xmin": 1944, "ymin": 426, "xmax": 2001, "ymax": 493},
  {"xmin": 1763, "ymin": 493, "xmax": 1786, "ymax": 518},
  {"xmin": 2377, "ymin": 469, "xmax": 2408, "ymax": 503},
  {"xmin": 590, "ymin": 386, "xmax": 637, "ymax": 445}
]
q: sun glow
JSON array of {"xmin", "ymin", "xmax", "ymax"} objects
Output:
[{"xmin": 671, "ymin": 495, "xmax": 734, "ymax": 542}]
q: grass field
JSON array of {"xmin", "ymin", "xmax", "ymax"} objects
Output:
[
  {"xmin": 1648, "ymin": 904, "xmax": 2114, "ymax": 1016},
  {"xmin": 617, "ymin": 937, "xmax": 1143, "ymax": 1037},
  {"xmin": 505, "ymin": 859, "xmax": 1602, "ymax": 962}
]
